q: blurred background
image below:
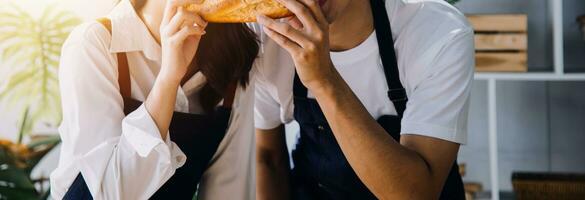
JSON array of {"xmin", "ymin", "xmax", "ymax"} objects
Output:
[
  {"xmin": 0, "ymin": 0, "xmax": 118, "ymax": 199},
  {"xmin": 1, "ymin": 0, "xmax": 584, "ymax": 199}
]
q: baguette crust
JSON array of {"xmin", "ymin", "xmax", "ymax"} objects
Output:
[{"xmin": 187, "ymin": 0, "xmax": 293, "ymax": 23}]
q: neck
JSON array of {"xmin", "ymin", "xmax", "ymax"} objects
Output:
[
  {"xmin": 135, "ymin": 0, "xmax": 164, "ymax": 44},
  {"xmin": 329, "ymin": 0, "xmax": 374, "ymax": 51}
]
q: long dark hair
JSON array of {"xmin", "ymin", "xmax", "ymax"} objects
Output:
[
  {"xmin": 132, "ymin": 0, "xmax": 259, "ymax": 113},
  {"xmin": 195, "ymin": 23, "xmax": 259, "ymax": 113}
]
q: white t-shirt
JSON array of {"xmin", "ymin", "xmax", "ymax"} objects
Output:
[{"xmin": 253, "ymin": 0, "xmax": 475, "ymax": 144}]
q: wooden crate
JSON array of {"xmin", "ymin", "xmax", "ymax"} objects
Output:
[
  {"xmin": 512, "ymin": 172, "xmax": 585, "ymax": 200},
  {"xmin": 467, "ymin": 14, "xmax": 528, "ymax": 72}
]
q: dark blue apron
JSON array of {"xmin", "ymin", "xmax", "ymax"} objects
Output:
[
  {"xmin": 63, "ymin": 99, "xmax": 233, "ymax": 200},
  {"xmin": 62, "ymin": 18, "xmax": 236, "ymax": 199},
  {"xmin": 290, "ymin": 0, "xmax": 465, "ymax": 199}
]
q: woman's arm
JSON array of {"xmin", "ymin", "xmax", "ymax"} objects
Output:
[
  {"xmin": 57, "ymin": 22, "xmax": 183, "ymax": 199},
  {"xmin": 54, "ymin": 0, "xmax": 206, "ymax": 199},
  {"xmin": 146, "ymin": 0, "xmax": 207, "ymax": 139}
]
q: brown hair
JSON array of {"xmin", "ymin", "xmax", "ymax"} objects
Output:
[
  {"xmin": 195, "ymin": 23, "xmax": 259, "ymax": 113},
  {"xmin": 132, "ymin": 0, "xmax": 259, "ymax": 113}
]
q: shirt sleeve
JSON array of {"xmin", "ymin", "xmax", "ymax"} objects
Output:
[
  {"xmin": 253, "ymin": 59, "xmax": 284, "ymax": 130},
  {"xmin": 55, "ymin": 22, "xmax": 186, "ymax": 199},
  {"xmin": 400, "ymin": 29, "xmax": 475, "ymax": 144}
]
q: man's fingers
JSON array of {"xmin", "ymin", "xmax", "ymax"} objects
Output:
[
  {"xmin": 257, "ymin": 15, "xmax": 310, "ymax": 48},
  {"xmin": 275, "ymin": 0, "xmax": 320, "ymax": 31},
  {"xmin": 286, "ymin": 16, "xmax": 303, "ymax": 30},
  {"xmin": 262, "ymin": 26, "xmax": 301, "ymax": 54},
  {"xmin": 296, "ymin": 0, "xmax": 328, "ymax": 26}
]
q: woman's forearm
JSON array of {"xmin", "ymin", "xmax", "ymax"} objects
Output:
[
  {"xmin": 142, "ymin": 0, "xmax": 207, "ymax": 140},
  {"xmin": 144, "ymin": 72, "xmax": 181, "ymax": 140}
]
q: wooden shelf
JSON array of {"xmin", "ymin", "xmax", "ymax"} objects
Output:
[
  {"xmin": 474, "ymin": 72, "xmax": 585, "ymax": 81},
  {"xmin": 478, "ymin": 1, "xmax": 569, "ymax": 199}
]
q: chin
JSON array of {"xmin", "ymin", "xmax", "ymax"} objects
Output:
[
  {"xmin": 321, "ymin": 2, "xmax": 336, "ymax": 23},
  {"xmin": 321, "ymin": 0, "xmax": 348, "ymax": 24},
  {"xmin": 325, "ymin": 14, "xmax": 336, "ymax": 24}
]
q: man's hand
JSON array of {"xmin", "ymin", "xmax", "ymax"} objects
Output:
[{"xmin": 257, "ymin": 0, "xmax": 334, "ymax": 93}]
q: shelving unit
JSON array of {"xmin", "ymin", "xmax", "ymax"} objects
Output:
[
  {"xmin": 475, "ymin": 0, "xmax": 585, "ymax": 199},
  {"xmin": 475, "ymin": 72, "xmax": 585, "ymax": 81}
]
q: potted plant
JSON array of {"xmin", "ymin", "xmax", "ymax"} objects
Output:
[
  {"xmin": 0, "ymin": 3, "xmax": 80, "ymax": 199},
  {"xmin": 0, "ymin": 132, "xmax": 60, "ymax": 200}
]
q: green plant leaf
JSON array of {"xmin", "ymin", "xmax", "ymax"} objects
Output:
[
  {"xmin": 0, "ymin": 146, "xmax": 15, "ymax": 166},
  {"xmin": 0, "ymin": 68, "xmax": 36, "ymax": 93},
  {"xmin": 0, "ymin": 152, "xmax": 35, "ymax": 191},
  {"xmin": 2, "ymin": 41, "xmax": 39, "ymax": 61},
  {"xmin": 0, "ymin": 143, "xmax": 39, "ymax": 200},
  {"xmin": 0, "ymin": 187, "xmax": 39, "ymax": 200},
  {"xmin": 446, "ymin": 0, "xmax": 460, "ymax": 4},
  {"xmin": 0, "ymin": 12, "xmax": 29, "ymax": 24},
  {"xmin": 24, "ymin": 137, "xmax": 60, "ymax": 173},
  {"xmin": 0, "ymin": 31, "xmax": 36, "ymax": 46},
  {"xmin": 26, "ymin": 135, "xmax": 60, "ymax": 150},
  {"xmin": 39, "ymin": 188, "xmax": 51, "ymax": 200},
  {"xmin": 0, "ymin": 3, "xmax": 81, "ymax": 135}
]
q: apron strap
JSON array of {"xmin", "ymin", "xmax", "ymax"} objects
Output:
[
  {"xmin": 293, "ymin": 0, "xmax": 408, "ymax": 117},
  {"xmin": 293, "ymin": 72, "xmax": 307, "ymax": 99},
  {"xmin": 96, "ymin": 18, "xmax": 132, "ymax": 99},
  {"xmin": 370, "ymin": 0, "xmax": 408, "ymax": 117},
  {"xmin": 97, "ymin": 17, "xmax": 236, "ymax": 110}
]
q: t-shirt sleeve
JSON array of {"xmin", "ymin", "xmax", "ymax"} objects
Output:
[
  {"xmin": 400, "ymin": 29, "xmax": 475, "ymax": 144},
  {"xmin": 253, "ymin": 57, "xmax": 284, "ymax": 130}
]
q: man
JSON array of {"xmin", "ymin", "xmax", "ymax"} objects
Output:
[{"xmin": 254, "ymin": 0, "xmax": 474, "ymax": 199}]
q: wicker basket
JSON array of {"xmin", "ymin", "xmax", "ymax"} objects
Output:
[{"xmin": 512, "ymin": 172, "xmax": 585, "ymax": 200}]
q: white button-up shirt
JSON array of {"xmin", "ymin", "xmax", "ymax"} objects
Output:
[{"xmin": 50, "ymin": 1, "xmax": 255, "ymax": 199}]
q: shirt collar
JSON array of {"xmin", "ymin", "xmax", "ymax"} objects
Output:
[{"xmin": 107, "ymin": 0, "xmax": 161, "ymax": 61}]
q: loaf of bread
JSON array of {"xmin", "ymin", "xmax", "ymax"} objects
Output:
[{"xmin": 187, "ymin": 0, "xmax": 293, "ymax": 23}]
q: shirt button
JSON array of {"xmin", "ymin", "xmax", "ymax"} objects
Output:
[{"xmin": 317, "ymin": 125, "xmax": 325, "ymax": 131}]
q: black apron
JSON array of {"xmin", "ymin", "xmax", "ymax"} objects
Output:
[
  {"xmin": 62, "ymin": 18, "xmax": 235, "ymax": 200},
  {"xmin": 63, "ymin": 100, "xmax": 232, "ymax": 200},
  {"xmin": 290, "ymin": 0, "xmax": 465, "ymax": 199}
]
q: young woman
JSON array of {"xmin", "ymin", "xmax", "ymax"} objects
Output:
[{"xmin": 50, "ymin": 0, "xmax": 258, "ymax": 199}]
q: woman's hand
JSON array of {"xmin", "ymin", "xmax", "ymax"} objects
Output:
[
  {"xmin": 257, "ymin": 0, "xmax": 334, "ymax": 93},
  {"xmin": 160, "ymin": 0, "xmax": 208, "ymax": 84},
  {"xmin": 144, "ymin": 0, "xmax": 207, "ymax": 139}
]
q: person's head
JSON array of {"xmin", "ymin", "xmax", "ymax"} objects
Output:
[{"xmin": 132, "ymin": 0, "xmax": 259, "ymax": 113}]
